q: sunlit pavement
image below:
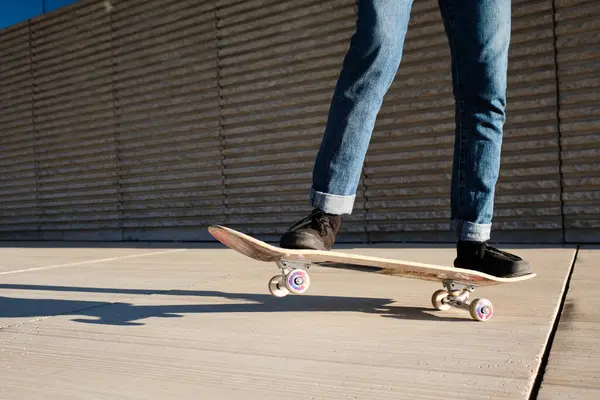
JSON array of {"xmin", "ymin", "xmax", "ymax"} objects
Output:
[{"xmin": 0, "ymin": 242, "xmax": 597, "ymax": 399}]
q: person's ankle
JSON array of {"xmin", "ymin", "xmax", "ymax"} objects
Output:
[{"xmin": 456, "ymin": 240, "xmax": 486, "ymax": 258}]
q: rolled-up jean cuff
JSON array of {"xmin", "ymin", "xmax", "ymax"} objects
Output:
[
  {"xmin": 309, "ymin": 188, "xmax": 355, "ymax": 215},
  {"xmin": 451, "ymin": 219, "xmax": 491, "ymax": 242}
]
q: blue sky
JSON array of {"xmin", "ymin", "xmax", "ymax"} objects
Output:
[{"xmin": 0, "ymin": 0, "xmax": 78, "ymax": 29}]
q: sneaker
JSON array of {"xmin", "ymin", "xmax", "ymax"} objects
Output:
[
  {"xmin": 279, "ymin": 209, "xmax": 341, "ymax": 251},
  {"xmin": 454, "ymin": 241, "xmax": 532, "ymax": 278}
]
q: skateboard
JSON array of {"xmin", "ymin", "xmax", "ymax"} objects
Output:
[{"xmin": 208, "ymin": 225, "xmax": 536, "ymax": 322}]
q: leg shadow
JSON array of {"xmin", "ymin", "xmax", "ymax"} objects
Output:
[{"xmin": 0, "ymin": 284, "xmax": 467, "ymax": 326}]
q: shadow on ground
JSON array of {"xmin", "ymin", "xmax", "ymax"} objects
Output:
[{"xmin": 0, "ymin": 283, "xmax": 463, "ymax": 326}]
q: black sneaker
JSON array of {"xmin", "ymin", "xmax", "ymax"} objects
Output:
[
  {"xmin": 279, "ymin": 209, "xmax": 341, "ymax": 251},
  {"xmin": 454, "ymin": 241, "xmax": 532, "ymax": 278}
]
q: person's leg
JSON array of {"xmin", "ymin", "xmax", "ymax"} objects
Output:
[
  {"xmin": 281, "ymin": 0, "xmax": 414, "ymax": 250},
  {"xmin": 311, "ymin": 0, "xmax": 414, "ymax": 215},
  {"xmin": 438, "ymin": 0, "xmax": 531, "ymax": 276}
]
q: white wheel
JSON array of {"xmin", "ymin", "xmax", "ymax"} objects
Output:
[
  {"xmin": 284, "ymin": 269, "xmax": 310, "ymax": 295},
  {"xmin": 431, "ymin": 289, "xmax": 451, "ymax": 311},
  {"xmin": 268, "ymin": 275, "xmax": 289, "ymax": 298},
  {"xmin": 469, "ymin": 298, "xmax": 493, "ymax": 322}
]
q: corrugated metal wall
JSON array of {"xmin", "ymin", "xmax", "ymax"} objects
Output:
[
  {"xmin": 555, "ymin": 0, "xmax": 600, "ymax": 243},
  {"xmin": 31, "ymin": 1, "xmax": 118, "ymax": 240},
  {"xmin": 0, "ymin": 0, "xmax": 598, "ymax": 243},
  {"xmin": 112, "ymin": 0, "xmax": 222, "ymax": 241},
  {"xmin": 1, "ymin": 24, "xmax": 37, "ymax": 240}
]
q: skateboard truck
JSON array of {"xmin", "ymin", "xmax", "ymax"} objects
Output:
[
  {"xmin": 431, "ymin": 280, "xmax": 494, "ymax": 322},
  {"xmin": 268, "ymin": 260, "xmax": 312, "ymax": 298},
  {"xmin": 268, "ymin": 264, "xmax": 494, "ymax": 322}
]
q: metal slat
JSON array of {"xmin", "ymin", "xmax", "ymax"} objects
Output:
[{"xmin": 555, "ymin": 0, "xmax": 600, "ymax": 242}]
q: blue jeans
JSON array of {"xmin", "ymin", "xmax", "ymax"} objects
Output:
[{"xmin": 310, "ymin": 0, "xmax": 510, "ymax": 242}]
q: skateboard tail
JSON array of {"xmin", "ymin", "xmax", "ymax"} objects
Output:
[{"xmin": 209, "ymin": 225, "xmax": 283, "ymax": 262}]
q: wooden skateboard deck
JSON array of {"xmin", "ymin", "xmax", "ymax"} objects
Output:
[{"xmin": 208, "ymin": 225, "xmax": 536, "ymax": 321}]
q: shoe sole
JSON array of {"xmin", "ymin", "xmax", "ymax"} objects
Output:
[{"xmin": 454, "ymin": 260, "xmax": 532, "ymax": 279}]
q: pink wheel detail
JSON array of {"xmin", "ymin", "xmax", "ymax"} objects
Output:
[
  {"xmin": 285, "ymin": 269, "xmax": 310, "ymax": 294},
  {"xmin": 471, "ymin": 299, "xmax": 493, "ymax": 321}
]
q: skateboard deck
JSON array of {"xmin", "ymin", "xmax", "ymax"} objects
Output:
[{"xmin": 208, "ymin": 225, "xmax": 536, "ymax": 321}]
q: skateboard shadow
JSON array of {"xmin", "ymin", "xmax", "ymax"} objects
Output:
[{"xmin": 0, "ymin": 284, "xmax": 464, "ymax": 326}]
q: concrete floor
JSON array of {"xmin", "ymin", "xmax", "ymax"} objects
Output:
[{"xmin": 0, "ymin": 241, "xmax": 596, "ymax": 399}]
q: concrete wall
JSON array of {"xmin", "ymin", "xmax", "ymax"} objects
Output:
[{"xmin": 1, "ymin": 0, "xmax": 598, "ymax": 243}]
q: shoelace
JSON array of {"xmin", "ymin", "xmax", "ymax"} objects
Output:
[
  {"xmin": 315, "ymin": 214, "xmax": 332, "ymax": 237},
  {"xmin": 482, "ymin": 244, "xmax": 521, "ymax": 261},
  {"xmin": 289, "ymin": 210, "xmax": 331, "ymax": 237}
]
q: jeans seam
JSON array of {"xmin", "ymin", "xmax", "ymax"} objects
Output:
[{"xmin": 443, "ymin": 0, "xmax": 466, "ymax": 216}]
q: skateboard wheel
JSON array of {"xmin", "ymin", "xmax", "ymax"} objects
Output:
[
  {"xmin": 431, "ymin": 289, "xmax": 451, "ymax": 311},
  {"xmin": 284, "ymin": 269, "xmax": 310, "ymax": 295},
  {"xmin": 268, "ymin": 275, "xmax": 289, "ymax": 298},
  {"xmin": 470, "ymin": 298, "xmax": 493, "ymax": 322}
]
